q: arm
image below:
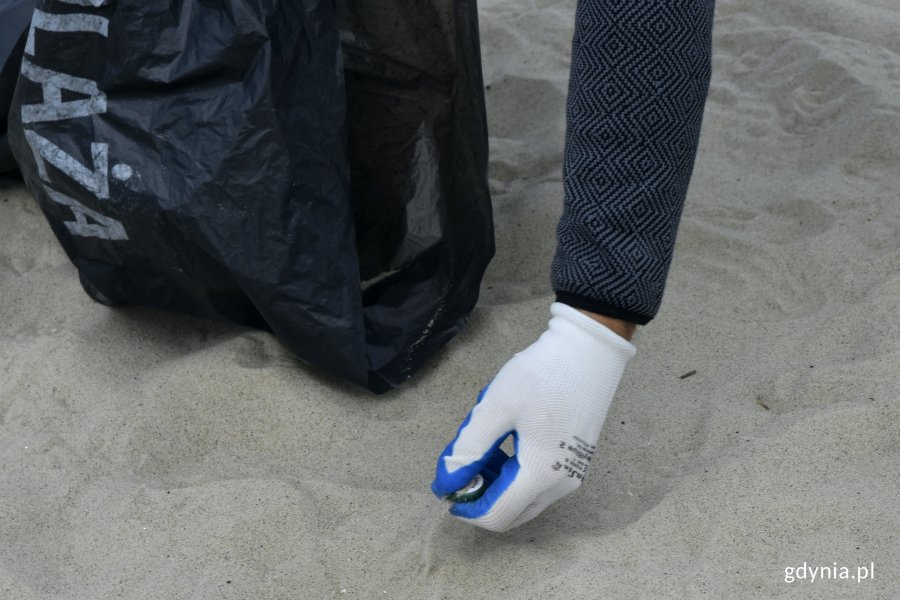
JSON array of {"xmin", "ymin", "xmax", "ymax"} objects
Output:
[
  {"xmin": 433, "ymin": 0, "xmax": 715, "ymax": 532},
  {"xmin": 553, "ymin": 0, "xmax": 716, "ymax": 325}
]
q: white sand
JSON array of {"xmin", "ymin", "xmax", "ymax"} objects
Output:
[{"xmin": 1, "ymin": 0, "xmax": 898, "ymax": 597}]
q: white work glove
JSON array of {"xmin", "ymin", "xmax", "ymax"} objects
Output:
[{"xmin": 431, "ymin": 302, "xmax": 636, "ymax": 532}]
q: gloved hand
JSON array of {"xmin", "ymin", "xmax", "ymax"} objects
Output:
[{"xmin": 431, "ymin": 302, "xmax": 636, "ymax": 532}]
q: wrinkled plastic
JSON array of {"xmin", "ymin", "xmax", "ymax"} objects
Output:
[
  {"xmin": 9, "ymin": 0, "xmax": 494, "ymax": 392},
  {"xmin": 0, "ymin": 0, "xmax": 35, "ymax": 173}
]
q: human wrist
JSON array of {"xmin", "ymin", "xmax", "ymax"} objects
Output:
[{"xmin": 574, "ymin": 308, "xmax": 636, "ymax": 341}]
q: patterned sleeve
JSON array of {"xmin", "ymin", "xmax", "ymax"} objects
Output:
[{"xmin": 551, "ymin": 0, "xmax": 715, "ymax": 324}]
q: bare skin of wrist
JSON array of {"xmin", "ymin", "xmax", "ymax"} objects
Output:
[{"xmin": 576, "ymin": 309, "xmax": 637, "ymax": 341}]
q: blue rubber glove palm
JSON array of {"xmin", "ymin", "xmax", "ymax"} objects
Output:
[{"xmin": 432, "ymin": 303, "xmax": 636, "ymax": 532}]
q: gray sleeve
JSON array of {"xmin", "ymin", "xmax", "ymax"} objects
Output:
[{"xmin": 551, "ymin": 0, "xmax": 715, "ymax": 324}]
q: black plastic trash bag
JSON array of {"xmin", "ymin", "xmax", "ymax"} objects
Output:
[
  {"xmin": 0, "ymin": 0, "xmax": 35, "ymax": 174},
  {"xmin": 8, "ymin": 0, "xmax": 494, "ymax": 392}
]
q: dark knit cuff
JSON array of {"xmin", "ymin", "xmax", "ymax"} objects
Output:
[{"xmin": 554, "ymin": 291, "xmax": 653, "ymax": 326}]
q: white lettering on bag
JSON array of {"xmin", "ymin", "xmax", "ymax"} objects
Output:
[
  {"xmin": 25, "ymin": 9, "xmax": 109, "ymax": 56},
  {"xmin": 20, "ymin": 2, "xmax": 128, "ymax": 241},
  {"xmin": 23, "ymin": 129, "xmax": 109, "ymax": 200}
]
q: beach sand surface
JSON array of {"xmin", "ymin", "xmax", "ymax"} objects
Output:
[{"xmin": 1, "ymin": 0, "xmax": 898, "ymax": 597}]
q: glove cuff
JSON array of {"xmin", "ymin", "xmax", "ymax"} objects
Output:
[{"xmin": 550, "ymin": 302, "xmax": 637, "ymax": 360}]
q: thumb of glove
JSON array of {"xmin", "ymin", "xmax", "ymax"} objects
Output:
[{"xmin": 431, "ymin": 384, "xmax": 515, "ymax": 500}]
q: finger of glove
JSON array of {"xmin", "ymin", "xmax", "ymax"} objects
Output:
[
  {"xmin": 431, "ymin": 385, "xmax": 513, "ymax": 498},
  {"xmin": 432, "ymin": 425, "xmax": 512, "ymax": 498},
  {"xmin": 505, "ymin": 478, "xmax": 581, "ymax": 531},
  {"xmin": 452, "ymin": 436, "xmax": 586, "ymax": 532},
  {"xmin": 449, "ymin": 449, "xmax": 533, "ymax": 532}
]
